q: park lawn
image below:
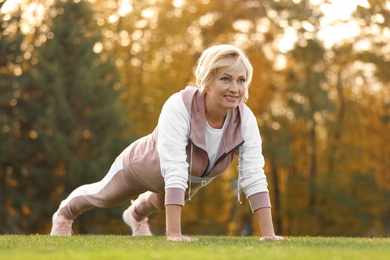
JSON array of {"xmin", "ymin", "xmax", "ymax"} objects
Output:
[{"xmin": 0, "ymin": 235, "xmax": 389, "ymax": 260}]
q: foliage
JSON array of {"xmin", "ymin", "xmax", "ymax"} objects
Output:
[
  {"xmin": 0, "ymin": 0, "xmax": 126, "ymax": 233},
  {"xmin": 0, "ymin": 4, "xmax": 33, "ymax": 233}
]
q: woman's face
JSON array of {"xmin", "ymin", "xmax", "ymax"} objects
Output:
[{"xmin": 205, "ymin": 62, "xmax": 247, "ymax": 115}]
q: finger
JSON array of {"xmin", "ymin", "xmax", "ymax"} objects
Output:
[
  {"xmin": 260, "ymin": 235, "xmax": 285, "ymax": 241},
  {"xmin": 186, "ymin": 236, "xmax": 198, "ymax": 242},
  {"xmin": 167, "ymin": 235, "xmax": 198, "ymax": 242}
]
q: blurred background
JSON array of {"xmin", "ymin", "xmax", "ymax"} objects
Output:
[{"xmin": 0, "ymin": 0, "xmax": 389, "ymax": 237}]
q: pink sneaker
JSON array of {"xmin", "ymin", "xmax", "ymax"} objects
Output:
[
  {"xmin": 50, "ymin": 212, "xmax": 73, "ymax": 236},
  {"xmin": 122, "ymin": 202, "xmax": 152, "ymax": 236}
]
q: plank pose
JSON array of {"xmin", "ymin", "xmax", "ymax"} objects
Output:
[{"xmin": 50, "ymin": 44, "xmax": 284, "ymax": 242}]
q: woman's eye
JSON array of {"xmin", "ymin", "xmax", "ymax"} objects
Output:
[
  {"xmin": 239, "ymin": 78, "xmax": 246, "ymax": 84},
  {"xmin": 221, "ymin": 77, "xmax": 229, "ymax": 81}
]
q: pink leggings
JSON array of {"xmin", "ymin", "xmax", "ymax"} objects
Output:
[{"xmin": 57, "ymin": 151, "xmax": 165, "ymax": 221}]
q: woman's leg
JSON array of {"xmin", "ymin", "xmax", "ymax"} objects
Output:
[
  {"xmin": 130, "ymin": 191, "xmax": 165, "ymax": 220},
  {"xmin": 56, "ymin": 149, "xmax": 146, "ymax": 219},
  {"xmin": 58, "ymin": 169, "xmax": 146, "ymax": 219},
  {"xmin": 121, "ymin": 191, "xmax": 164, "ymax": 236},
  {"xmin": 51, "ymin": 148, "xmax": 146, "ymax": 235}
]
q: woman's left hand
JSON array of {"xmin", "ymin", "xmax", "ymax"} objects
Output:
[
  {"xmin": 167, "ymin": 234, "xmax": 198, "ymax": 242},
  {"xmin": 260, "ymin": 235, "xmax": 285, "ymax": 241}
]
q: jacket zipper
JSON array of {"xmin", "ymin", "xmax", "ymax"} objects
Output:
[{"xmin": 202, "ymin": 140, "xmax": 245, "ymax": 177}]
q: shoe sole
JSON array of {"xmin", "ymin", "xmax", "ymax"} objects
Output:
[
  {"xmin": 122, "ymin": 209, "xmax": 132, "ymax": 228},
  {"xmin": 50, "ymin": 211, "xmax": 58, "ymax": 236}
]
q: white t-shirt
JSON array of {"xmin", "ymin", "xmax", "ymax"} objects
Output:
[{"xmin": 205, "ymin": 112, "xmax": 230, "ymax": 173}]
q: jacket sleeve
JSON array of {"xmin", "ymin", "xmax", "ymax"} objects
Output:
[
  {"xmin": 157, "ymin": 93, "xmax": 190, "ymax": 206},
  {"xmin": 239, "ymin": 105, "xmax": 271, "ymax": 210}
]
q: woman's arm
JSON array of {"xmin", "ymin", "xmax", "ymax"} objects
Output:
[
  {"xmin": 240, "ymin": 106, "xmax": 284, "ymax": 241},
  {"xmin": 254, "ymin": 207, "xmax": 284, "ymax": 241},
  {"xmin": 158, "ymin": 93, "xmax": 190, "ymax": 193},
  {"xmin": 166, "ymin": 204, "xmax": 198, "ymax": 242},
  {"xmin": 157, "ymin": 92, "xmax": 196, "ymax": 241}
]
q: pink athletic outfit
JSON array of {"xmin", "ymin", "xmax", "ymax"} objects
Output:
[{"xmin": 57, "ymin": 86, "xmax": 271, "ymax": 221}]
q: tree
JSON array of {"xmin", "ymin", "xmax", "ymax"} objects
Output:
[
  {"xmin": 1, "ymin": 0, "xmax": 126, "ymax": 234},
  {"xmin": 0, "ymin": 4, "xmax": 34, "ymax": 233}
]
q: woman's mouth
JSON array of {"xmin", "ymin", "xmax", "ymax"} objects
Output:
[{"xmin": 225, "ymin": 95, "xmax": 238, "ymax": 102}]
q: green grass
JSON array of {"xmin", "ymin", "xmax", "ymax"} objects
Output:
[{"xmin": 1, "ymin": 235, "xmax": 389, "ymax": 259}]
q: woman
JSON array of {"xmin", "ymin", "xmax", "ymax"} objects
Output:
[{"xmin": 50, "ymin": 44, "xmax": 283, "ymax": 242}]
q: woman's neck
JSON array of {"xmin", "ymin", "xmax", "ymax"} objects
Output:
[{"xmin": 205, "ymin": 109, "xmax": 228, "ymax": 129}]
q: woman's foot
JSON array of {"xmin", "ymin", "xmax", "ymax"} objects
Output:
[
  {"xmin": 122, "ymin": 201, "xmax": 152, "ymax": 236},
  {"xmin": 50, "ymin": 211, "xmax": 73, "ymax": 236}
]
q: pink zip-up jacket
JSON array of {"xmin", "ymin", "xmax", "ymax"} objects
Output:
[{"xmin": 123, "ymin": 86, "xmax": 271, "ymax": 212}]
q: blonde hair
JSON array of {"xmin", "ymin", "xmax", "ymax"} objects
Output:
[{"xmin": 195, "ymin": 44, "xmax": 253, "ymax": 101}]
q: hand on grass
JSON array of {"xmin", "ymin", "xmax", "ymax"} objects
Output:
[
  {"xmin": 166, "ymin": 234, "xmax": 198, "ymax": 242},
  {"xmin": 260, "ymin": 235, "xmax": 285, "ymax": 241}
]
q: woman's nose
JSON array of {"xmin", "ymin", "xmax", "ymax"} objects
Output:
[{"xmin": 229, "ymin": 82, "xmax": 238, "ymax": 92}]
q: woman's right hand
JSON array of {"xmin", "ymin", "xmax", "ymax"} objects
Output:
[{"xmin": 167, "ymin": 234, "xmax": 198, "ymax": 242}]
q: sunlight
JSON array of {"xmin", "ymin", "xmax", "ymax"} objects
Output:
[
  {"xmin": 1, "ymin": 0, "xmax": 46, "ymax": 35},
  {"xmin": 318, "ymin": 21, "xmax": 361, "ymax": 48},
  {"xmin": 317, "ymin": 0, "xmax": 370, "ymax": 48},
  {"xmin": 278, "ymin": 27, "xmax": 298, "ymax": 53},
  {"xmin": 141, "ymin": 8, "xmax": 156, "ymax": 19},
  {"xmin": 118, "ymin": 0, "xmax": 133, "ymax": 17},
  {"xmin": 233, "ymin": 20, "xmax": 253, "ymax": 33},
  {"xmin": 276, "ymin": 0, "xmax": 371, "ymax": 51},
  {"xmin": 320, "ymin": 0, "xmax": 363, "ymax": 21},
  {"xmin": 172, "ymin": 0, "xmax": 184, "ymax": 8},
  {"xmin": 0, "ymin": 0, "xmax": 22, "ymax": 14}
]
